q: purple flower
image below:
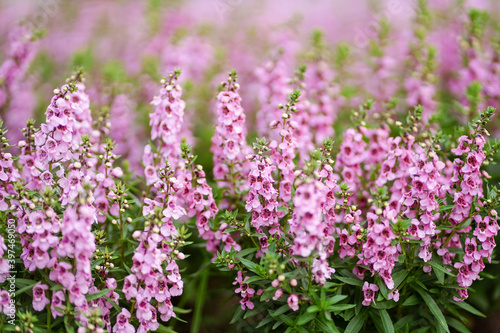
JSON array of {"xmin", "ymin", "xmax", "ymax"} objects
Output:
[
  {"xmin": 287, "ymin": 294, "xmax": 299, "ymax": 311},
  {"xmin": 113, "ymin": 308, "xmax": 135, "ymax": 333},
  {"xmin": 362, "ymin": 282, "xmax": 379, "ymax": 306},
  {"xmin": 32, "ymin": 283, "xmax": 50, "ymax": 311}
]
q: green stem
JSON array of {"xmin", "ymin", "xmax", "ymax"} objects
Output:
[
  {"xmin": 47, "ymin": 306, "xmax": 51, "ymax": 330},
  {"xmin": 191, "ymin": 269, "xmax": 209, "ymax": 333}
]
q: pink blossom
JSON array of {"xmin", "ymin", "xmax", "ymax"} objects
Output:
[
  {"xmin": 362, "ymin": 282, "xmax": 379, "ymax": 306},
  {"xmin": 287, "ymin": 294, "xmax": 299, "ymax": 311}
]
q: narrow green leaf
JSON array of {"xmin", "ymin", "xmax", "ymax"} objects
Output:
[
  {"xmin": 297, "ymin": 327, "xmax": 309, "ymax": 333},
  {"xmin": 236, "ymin": 247, "xmax": 257, "ymax": 258},
  {"xmin": 447, "ymin": 317, "xmax": 472, "ymax": 333},
  {"xmin": 328, "ymin": 304, "xmax": 356, "ymax": 312},
  {"xmin": 156, "ymin": 325, "xmax": 178, "ymax": 333},
  {"xmin": 454, "ymin": 301, "xmax": 486, "ymax": 318},
  {"xmin": 372, "ymin": 300, "xmax": 398, "ymax": 310},
  {"xmin": 336, "ymin": 276, "xmax": 364, "ymax": 287},
  {"xmin": 379, "ymin": 309, "xmax": 395, "ymax": 333},
  {"xmin": 229, "ymin": 307, "xmax": 244, "ymax": 325},
  {"xmin": 270, "ymin": 304, "xmax": 290, "ymax": 317},
  {"xmin": 103, "ymin": 295, "xmax": 121, "ymax": 312},
  {"xmin": 85, "ymin": 288, "xmax": 112, "ymax": 301},
  {"xmin": 255, "ymin": 315, "xmax": 274, "ymax": 329},
  {"xmin": 412, "ymin": 285, "xmax": 450, "ymax": 333},
  {"xmin": 315, "ymin": 318, "xmax": 340, "ymax": 333},
  {"xmin": 326, "ymin": 295, "xmax": 348, "ymax": 305},
  {"xmin": 243, "ymin": 306, "xmax": 263, "ymax": 319},
  {"xmin": 438, "ymin": 205, "xmax": 455, "ymax": 212},
  {"xmin": 280, "ymin": 314, "xmax": 294, "ymax": 326},
  {"xmin": 14, "ymin": 280, "xmax": 38, "ymax": 297},
  {"xmin": 296, "ymin": 311, "xmax": 315, "ymax": 325},
  {"xmin": 392, "ymin": 270, "xmax": 409, "ymax": 290},
  {"xmin": 433, "ymin": 265, "xmax": 445, "ymax": 284},
  {"xmin": 239, "ymin": 257, "xmax": 264, "ymax": 276},
  {"xmin": 244, "ymin": 275, "xmax": 263, "ymax": 284},
  {"xmin": 307, "ymin": 305, "xmax": 321, "ymax": 313},
  {"xmin": 64, "ymin": 316, "xmax": 75, "ymax": 333},
  {"xmin": 272, "ymin": 320, "xmax": 283, "ymax": 330},
  {"xmin": 173, "ymin": 306, "xmax": 192, "ymax": 314},
  {"xmin": 428, "ymin": 260, "xmax": 455, "ymax": 276},
  {"xmin": 345, "ymin": 308, "xmax": 368, "ymax": 333},
  {"xmin": 394, "ymin": 313, "xmax": 414, "ymax": 330},
  {"xmin": 402, "ymin": 295, "xmax": 419, "ymax": 306}
]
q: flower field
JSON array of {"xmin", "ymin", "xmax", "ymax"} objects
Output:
[{"xmin": 1, "ymin": 0, "xmax": 500, "ymax": 332}]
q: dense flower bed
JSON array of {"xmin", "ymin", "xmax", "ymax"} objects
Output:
[{"xmin": 0, "ymin": 0, "xmax": 500, "ymax": 332}]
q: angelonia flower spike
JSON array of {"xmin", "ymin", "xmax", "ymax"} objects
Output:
[{"xmin": 1, "ymin": 1, "xmax": 500, "ymax": 332}]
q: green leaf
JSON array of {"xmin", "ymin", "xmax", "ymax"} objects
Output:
[
  {"xmin": 280, "ymin": 314, "xmax": 294, "ymax": 326},
  {"xmin": 412, "ymin": 327, "xmax": 430, "ymax": 333},
  {"xmin": 428, "ymin": 259, "xmax": 454, "ymax": 276},
  {"xmin": 15, "ymin": 280, "xmax": 38, "ymax": 296},
  {"xmin": 243, "ymin": 306, "xmax": 263, "ymax": 319},
  {"xmin": 372, "ymin": 300, "xmax": 397, "ymax": 310},
  {"xmin": 255, "ymin": 315, "xmax": 274, "ymax": 329},
  {"xmin": 307, "ymin": 305, "xmax": 321, "ymax": 313},
  {"xmin": 376, "ymin": 275, "xmax": 388, "ymax": 299},
  {"xmin": 394, "ymin": 313, "xmax": 415, "ymax": 330},
  {"xmin": 412, "ymin": 285, "xmax": 450, "ymax": 333},
  {"xmin": 456, "ymin": 218, "xmax": 472, "ymax": 229},
  {"xmin": 438, "ymin": 205, "xmax": 455, "ymax": 212},
  {"xmin": 244, "ymin": 275, "xmax": 263, "ymax": 284},
  {"xmin": 156, "ymin": 324, "xmax": 178, "ymax": 333},
  {"xmin": 371, "ymin": 311, "xmax": 385, "ymax": 333},
  {"xmin": 336, "ymin": 276, "xmax": 364, "ymax": 287},
  {"xmin": 315, "ymin": 318, "xmax": 340, "ymax": 333},
  {"xmin": 229, "ymin": 307, "xmax": 243, "ymax": 324},
  {"xmin": 378, "ymin": 309, "xmax": 395, "ymax": 333},
  {"xmin": 328, "ymin": 304, "xmax": 356, "ymax": 312},
  {"xmin": 454, "ymin": 301, "xmax": 486, "ymax": 318},
  {"xmin": 296, "ymin": 311, "xmax": 316, "ymax": 325},
  {"xmin": 272, "ymin": 320, "xmax": 283, "ymax": 330},
  {"xmin": 447, "ymin": 317, "xmax": 472, "ymax": 333},
  {"xmin": 432, "ymin": 264, "xmax": 444, "ymax": 284},
  {"xmin": 85, "ymin": 288, "xmax": 112, "ymax": 301},
  {"xmin": 64, "ymin": 316, "xmax": 75, "ymax": 333},
  {"xmin": 326, "ymin": 295, "xmax": 348, "ymax": 305},
  {"xmin": 103, "ymin": 295, "xmax": 121, "ymax": 312},
  {"xmin": 236, "ymin": 247, "xmax": 257, "ymax": 258},
  {"xmin": 173, "ymin": 306, "xmax": 192, "ymax": 314},
  {"xmin": 270, "ymin": 304, "xmax": 290, "ymax": 317},
  {"xmin": 402, "ymin": 295, "xmax": 420, "ymax": 306},
  {"xmin": 238, "ymin": 257, "xmax": 264, "ymax": 276},
  {"xmin": 345, "ymin": 308, "xmax": 368, "ymax": 333},
  {"xmin": 297, "ymin": 327, "xmax": 309, "ymax": 333},
  {"xmin": 392, "ymin": 270, "xmax": 409, "ymax": 290}
]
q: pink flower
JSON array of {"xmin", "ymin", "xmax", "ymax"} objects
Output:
[
  {"xmin": 32, "ymin": 283, "xmax": 50, "ymax": 311},
  {"xmin": 0, "ymin": 291, "xmax": 12, "ymax": 316},
  {"xmin": 51, "ymin": 291, "xmax": 66, "ymax": 318},
  {"xmin": 362, "ymin": 282, "xmax": 379, "ymax": 306},
  {"xmin": 287, "ymin": 294, "xmax": 299, "ymax": 311},
  {"xmin": 113, "ymin": 308, "xmax": 135, "ymax": 333},
  {"xmin": 388, "ymin": 289, "xmax": 399, "ymax": 302}
]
